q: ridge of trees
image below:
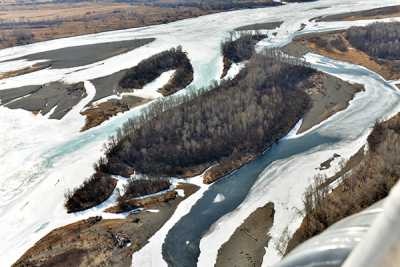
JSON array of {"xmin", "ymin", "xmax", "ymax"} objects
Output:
[
  {"xmin": 118, "ymin": 178, "xmax": 171, "ymax": 203},
  {"xmin": 64, "ymin": 172, "xmax": 117, "ymax": 213},
  {"xmin": 125, "ymin": 0, "xmax": 316, "ymax": 11},
  {"xmin": 118, "ymin": 46, "xmax": 193, "ymax": 95},
  {"xmin": 65, "ymin": 42, "xmax": 320, "ymax": 213},
  {"xmin": 347, "ymin": 22, "xmax": 400, "ymax": 60},
  {"xmin": 222, "ymin": 32, "xmax": 267, "ymax": 63},
  {"xmin": 221, "ymin": 31, "xmax": 267, "ymax": 78},
  {"xmin": 287, "ymin": 113, "xmax": 400, "ymax": 253},
  {"xmin": 125, "ymin": 0, "xmax": 282, "ymax": 11},
  {"xmin": 98, "ymin": 50, "xmax": 314, "ymax": 178}
]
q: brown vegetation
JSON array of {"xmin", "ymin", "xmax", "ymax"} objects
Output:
[
  {"xmin": 80, "ymin": 47, "xmax": 193, "ymax": 131},
  {"xmin": 347, "ymin": 22, "xmax": 400, "ymax": 60},
  {"xmin": 203, "ymin": 154, "xmax": 255, "ymax": 184},
  {"xmin": 119, "ymin": 178, "xmax": 171, "ymax": 202},
  {"xmin": 221, "ymin": 32, "xmax": 267, "ymax": 78},
  {"xmin": 107, "ymin": 190, "xmax": 177, "ymax": 214},
  {"xmin": 80, "ymin": 96, "xmax": 150, "ymax": 131},
  {"xmin": 290, "ymin": 22, "xmax": 400, "ymax": 80},
  {"xmin": 130, "ymin": 0, "xmax": 280, "ymax": 11},
  {"xmin": 119, "ymin": 46, "xmax": 193, "ymax": 96},
  {"xmin": 15, "ymin": 183, "xmax": 199, "ymax": 267},
  {"xmin": 287, "ymin": 113, "xmax": 400, "ymax": 253},
  {"xmin": 0, "ymin": 2, "xmax": 208, "ymax": 49},
  {"xmin": 0, "ymin": 0, "xmax": 319, "ymax": 49},
  {"xmin": 0, "ymin": 63, "xmax": 50, "ymax": 80},
  {"xmin": 64, "ymin": 172, "xmax": 117, "ymax": 213},
  {"xmin": 98, "ymin": 52, "xmax": 314, "ymax": 181}
]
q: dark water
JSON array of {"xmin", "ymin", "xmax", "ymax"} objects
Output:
[{"xmin": 162, "ymin": 132, "xmax": 340, "ymax": 267}]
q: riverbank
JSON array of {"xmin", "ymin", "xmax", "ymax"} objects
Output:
[
  {"xmin": 14, "ymin": 183, "xmax": 199, "ymax": 267},
  {"xmin": 5, "ymin": 1, "xmax": 400, "ymax": 266},
  {"xmin": 284, "ymin": 24, "xmax": 400, "ymax": 81},
  {"xmin": 200, "ymin": 69, "xmax": 363, "ymax": 183},
  {"xmin": 0, "ymin": 39, "xmax": 155, "ymax": 120},
  {"xmin": 286, "ymin": 112, "xmax": 400, "ymax": 255},
  {"xmin": 215, "ymin": 203, "xmax": 275, "ymax": 267},
  {"xmin": 315, "ymin": 5, "xmax": 400, "ymax": 22},
  {"xmin": 96, "ymin": 52, "xmax": 314, "ymax": 184},
  {"xmin": 298, "ymin": 72, "xmax": 364, "ymax": 133}
]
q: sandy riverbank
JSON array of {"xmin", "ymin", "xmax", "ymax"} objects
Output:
[
  {"xmin": 284, "ymin": 30, "xmax": 400, "ymax": 81},
  {"xmin": 298, "ymin": 73, "xmax": 364, "ymax": 133},
  {"xmin": 215, "ymin": 203, "xmax": 275, "ymax": 267},
  {"xmin": 14, "ymin": 183, "xmax": 199, "ymax": 267}
]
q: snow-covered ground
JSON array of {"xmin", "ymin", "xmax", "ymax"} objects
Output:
[{"xmin": 1, "ymin": 0, "xmax": 400, "ymax": 266}]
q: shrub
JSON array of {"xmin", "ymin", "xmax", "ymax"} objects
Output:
[
  {"xmin": 221, "ymin": 32, "xmax": 267, "ymax": 63},
  {"xmin": 119, "ymin": 178, "xmax": 171, "ymax": 202},
  {"xmin": 118, "ymin": 46, "xmax": 192, "ymax": 91},
  {"xmin": 64, "ymin": 172, "xmax": 117, "ymax": 213},
  {"xmin": 12, "ymin": 29, "xmax": 34, "ymax": 45}
]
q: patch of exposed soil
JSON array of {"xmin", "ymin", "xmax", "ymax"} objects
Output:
[
  {"xmin": 284, "ymin": 30, "xmax": 400, "ymax": 80},
  {"xmin": 299, "ymin": 72, "xmax": 364, "ymax": 133},
  {"xmin": 215, "ymin": 203, "xmax": 275, "ymax": 267},
  {"xmin": 81, "ymin": 96, "xmax": 150, "ymax": 131},
  {"xmin": 105, "ymin": 190, "xmax": 178, "ymax": 214},
  {"xmin": 203, "ymin": 154, "xmax": 256, "ymax": 184},
  {"xmin": 14, "ymin": 183, "xmax": 199, "ymax": 267},
  {"xmin": 0, "ymin": 63, "xmax": 50, "ymax": 80},
  {"xmin": 1, "ymin": 81, "xmax": 87, "ymax": 119}
]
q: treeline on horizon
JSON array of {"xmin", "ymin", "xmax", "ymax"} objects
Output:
[
  {"xmin": 121, "ymin": 0, "xmax": 281, "ymax": 10},
  {"xmin": 97, "ymin": 50, "xmax": 314, "ymax": 178},
  {"xmin": 120, "ymin": 0, "xmax": 317, "ymax": 11}
]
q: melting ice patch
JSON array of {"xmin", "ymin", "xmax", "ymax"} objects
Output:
[{"xmin": 213, "ymin": 193, "xmax": 226, "ymax": 203}]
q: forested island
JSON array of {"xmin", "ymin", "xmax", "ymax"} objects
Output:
[
  {"xmin": 99, "ymin": 52, "xmax": 313, "ymax": 180},
  {"xmin": 118, "ymin": 46, "xmax": 193, "ymax": 96},
  {"xmin": 80, "ymin": 46, "xmax": 194, "ymax": 131}
]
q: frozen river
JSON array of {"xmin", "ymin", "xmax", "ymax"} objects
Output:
[{"xmin": 1, "ymin": 0, "xmax": 400, "ymax": 266}]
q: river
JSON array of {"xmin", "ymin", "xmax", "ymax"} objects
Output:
[{"xmin": 1, "ymin": 0, "xmax": 400, "ymax": 266}]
